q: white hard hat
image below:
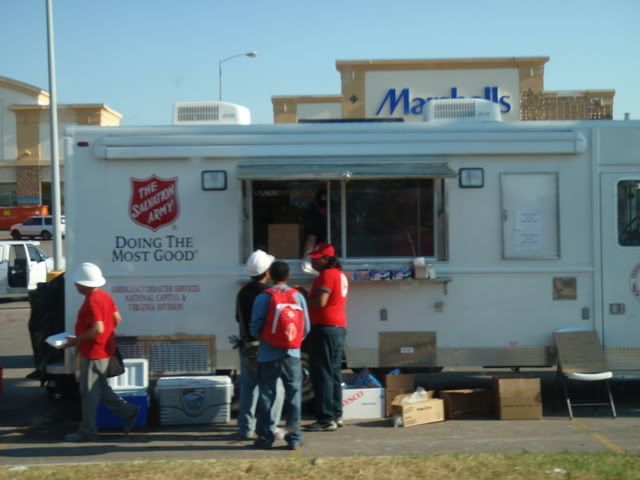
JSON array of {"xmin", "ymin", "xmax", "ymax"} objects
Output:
[
  {"xmin": 73, "ymin": 262, "xmax": 106, "ymax": 288},
  {"xmin": 246, "ymin": 250, "xmax": 275, "ymax": 276}
]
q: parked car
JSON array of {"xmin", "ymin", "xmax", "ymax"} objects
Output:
[{"xmin": 10, "ymin": 215, "xmax": 65, "ymax": 240}]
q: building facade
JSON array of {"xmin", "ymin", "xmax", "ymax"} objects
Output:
[
  {"xmin": 0, "ymin": 76, "xmax": 121, "ymax": 208},
  {"xmin": 272, "ymin": 57, "xmax": 614, "ymax": 123}
]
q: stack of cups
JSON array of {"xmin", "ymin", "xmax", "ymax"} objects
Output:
[{"xmin": 412, "ymin": 257, "xmax": 427, "ymax": 279}]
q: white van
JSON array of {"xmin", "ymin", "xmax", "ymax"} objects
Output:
[{"xmin": 0, "ymin": 241, "xmax": 56, "ymax": 297}]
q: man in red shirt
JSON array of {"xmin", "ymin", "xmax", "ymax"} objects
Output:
[
  {"xmin": 304, "ymin": 243, "xmax": 349, "ymax": 432},
  {"xmin": 64, "ymin": 262, "xmax": 138, "ymax": 442}
]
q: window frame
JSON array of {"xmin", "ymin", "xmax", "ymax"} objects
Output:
[
  {"xmin": 244, "ymin": 177, "xmax": 449, "ymax": 262},
  {"xmin": 617, "ymin": 179, "xmax": 640, "ymax": 247}
]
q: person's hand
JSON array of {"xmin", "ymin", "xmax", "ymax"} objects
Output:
[
  {"xmin": 294, "ymin": 285, "xmax": 308, "ymax": 297},
  {"xmin": 65, "ymin": 336, "xmax": 78, "ymax": 348}
]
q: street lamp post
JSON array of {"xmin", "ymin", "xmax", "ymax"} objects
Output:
[
  {"xmin": 45, "ymin": 0, "xmax": 63, "ymax": 270},
  {"xmin": 218, "ymin": 51, "xmax": 257, "ymax": 102}
]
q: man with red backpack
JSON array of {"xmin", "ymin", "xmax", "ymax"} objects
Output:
[
  {"xmin": 250, "ymin": 260, "xmax": 310, "ymax": 450},
  {"xmin": 235, "ymin": 250, "xmax": 285, "ymax": 441}
]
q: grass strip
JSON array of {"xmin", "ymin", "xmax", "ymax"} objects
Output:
[{"xmin": 2, "ymin": 453, "xmax": 640, "ymax": 480}]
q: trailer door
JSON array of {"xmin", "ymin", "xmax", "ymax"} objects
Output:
[{"xmin": 601, "ymin": 174, "xmax": 640, "ymax": 360}]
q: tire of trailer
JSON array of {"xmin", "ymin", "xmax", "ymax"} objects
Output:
[{"xmin": 300, "ymin": 351, "xmax": 314, "ymax": 404}]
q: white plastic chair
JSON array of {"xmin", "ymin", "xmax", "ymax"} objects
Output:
[{"xmin": 552, "ymin": 329, "xmax": 616, "ymax": 420}]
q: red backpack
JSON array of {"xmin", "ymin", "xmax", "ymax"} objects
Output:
[{"xmin": 261, "ymin": 287, "xmax": 304, "ymax": 349}]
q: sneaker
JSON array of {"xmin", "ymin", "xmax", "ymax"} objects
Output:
[
  {"xmin": 273, "ymin": 427, "xmax": 286, "ymax": 441},
  {"xmin": 64, "ymin": 432, "xmax": 99, "ymax": 443},
  {"xmin": 336, "ymin": 417, "xmax": 344, "ymax": 428},
  {"xmin": 239, "ymin": 431, "xmax": 256, "ymax": 440},
  {"xmin": 253, "ymin": 437, "xmax": 273, "ymax": 450},
  {"xmin": 123, "ymin": 405, "xmax": 140, "ymax": 435},
  {"xmin": 287, "ymin": 442, "xmax": 302, "ymax": 450},
  {"xmin": 304, "ymin": 421, "xmax": 338, "ymax": 432}
]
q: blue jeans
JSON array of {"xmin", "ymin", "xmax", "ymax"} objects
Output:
[
  {"xmin": 309, "ymin": 325, "xmax": 346, "ymax": 424},
  {"xmin": 256, "ymin": 356, "xmax": 302, "ymax": 445},
  {"xmin": 238, "ymin": 350, "xmax": 284, "ymax": 436}
]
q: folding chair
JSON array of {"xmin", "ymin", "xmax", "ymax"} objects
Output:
[{"xmin": 553, "ymin": 329, "xmax": 616, "ymax": 420}]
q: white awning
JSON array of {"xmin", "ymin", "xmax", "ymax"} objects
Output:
[{"xmin": 237, "ymin": 158, "xmax": 456, "ymax": 180}]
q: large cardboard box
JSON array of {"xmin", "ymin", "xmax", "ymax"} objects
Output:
[
  {"xmin": 493, "ymin": 377, "xmax": 542, "ymax": 420},
  {"xmin": 342, "ymin": 387, "xmax": 385, "ymax": 420},
  {"xmin": 268, "ymin": 224, "xmax": 301, "ymax": 259},
  {"xmin": 439, "ymin": 389, "xmax": 493, "ymax": 419},
  {"xmin": 385, "ymin": 374, "xmax": 415, "ymax": 417},
  {"xmin": 391, "ymin": 393, "xmax": 444, "ymax": 427}
]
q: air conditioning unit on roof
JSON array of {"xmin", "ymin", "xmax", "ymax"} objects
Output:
[
  {"xmin": 173, "ymin": 101, "xmax": 251, "ymax": 125},
  {"xmin": 424, "ymin": 98, "xmax": 502, "ymax": 123}
]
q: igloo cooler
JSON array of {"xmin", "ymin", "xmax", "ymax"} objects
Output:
[
  {"xmin": 155, "ymin": 375, "xmax": 233, "ymax": 425},
  {"xmin": 97, "ymin": 358, "xmax": 149, "ymax": 429}
]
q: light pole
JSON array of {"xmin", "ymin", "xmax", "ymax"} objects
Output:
[
  {"xmin": 46, "ymin": 0, "xmax": 63, "ymax": 270},
  {"xmin": 218, "ymin": 51, "xmax": 257, "ymax": 102}
]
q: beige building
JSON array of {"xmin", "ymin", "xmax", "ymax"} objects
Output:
[
  {"xmin": 0, "ymin": 76, "xmax": 121, "ymax": 208},
  {"xmin": 272, "ymin": 56, "xmax": 614, "ymax": 123}
]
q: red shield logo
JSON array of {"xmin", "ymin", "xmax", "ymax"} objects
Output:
[{"xmin": 129, "ymin": 176, "xmax": 179, "ymax": 231}]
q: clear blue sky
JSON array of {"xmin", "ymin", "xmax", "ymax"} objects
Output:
[{"xmin": 2, "ymin": 0, "xmax": 639, "ymax": 125}]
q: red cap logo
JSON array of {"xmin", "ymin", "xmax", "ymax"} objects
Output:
[{"xmin": 129, "ymin": 176, "xmax": 179, "ymax": 231}]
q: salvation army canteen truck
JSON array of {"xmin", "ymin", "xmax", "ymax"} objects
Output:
[{"xmin": 53, "ymin": 101, "xmax": 640, "ymax": 381}]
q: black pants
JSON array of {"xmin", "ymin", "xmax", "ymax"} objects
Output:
[{"xmin": 309, "ymin": 325, "xmax": 346, "ymax": 424}]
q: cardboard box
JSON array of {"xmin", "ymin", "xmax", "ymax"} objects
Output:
[
  {"xmin": 439, "ymin": 389, "xmax": 494, "ymax": 419},
  {"xmin": 268, "ymin": 224, "xmax": 301, "ymax": 259},
  {"xmin": 493, "ymin": 377, "xmax": 542, "ymax": 420},
  {"xmin": 385, "ymin": 374, "xmax": 415, "ymax": 417},
  {"xmin": 342, "ymin": 387, "xmax": 385, "ymax": 420},
  {"xmin": 391, "ymin": 393, "xmax": 443, "ymax": 427}
]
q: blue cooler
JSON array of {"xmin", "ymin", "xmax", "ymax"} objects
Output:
[{"xmin": 97, "ymin": 358, "xmax": 149, "ymax": 429}]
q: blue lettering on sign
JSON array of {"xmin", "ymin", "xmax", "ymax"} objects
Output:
[{"xmin": 375, "ymin": 86, "xmax": 512, "ymax": 116}]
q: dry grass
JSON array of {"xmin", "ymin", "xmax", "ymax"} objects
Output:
[{"xmin": 2, "ymin": 454, "xmax": 640, "ymax": 480}]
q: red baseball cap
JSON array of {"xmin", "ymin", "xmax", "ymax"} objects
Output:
[{"xmin": 308, "ymin": 242, "xmax": 336, "ymax": 259}]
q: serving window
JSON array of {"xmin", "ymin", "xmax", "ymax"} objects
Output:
[{"xmin": 245, "ymin": 177, "xmax": 446, "ymax": 260}]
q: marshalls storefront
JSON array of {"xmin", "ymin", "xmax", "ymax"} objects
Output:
[{"xmin": 272, "ymin": 56, "xmax": 613, "ymax": 123}]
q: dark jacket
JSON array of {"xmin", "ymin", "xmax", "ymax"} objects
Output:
[{"xmin": 235, "ymin": 280, "xmax": 269, "ymax": 342}]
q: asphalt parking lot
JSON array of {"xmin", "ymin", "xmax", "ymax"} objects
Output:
[{"xmin": 1, "ymin": 296, "xmax": 640, "ymax": 467}]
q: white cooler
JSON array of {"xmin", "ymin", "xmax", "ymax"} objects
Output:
[{"xmin": 155, "ymin": 376, "xmax": 233, "ymax": 425}]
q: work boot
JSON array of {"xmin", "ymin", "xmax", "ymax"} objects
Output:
[{"xmin": 253, "ymin": 437, "xmax": 273, "ymax": 449}]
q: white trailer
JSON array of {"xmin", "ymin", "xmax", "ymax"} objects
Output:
[{"xmin": 57, "ymin": 118, "xmax": 640, "ymax": 379}]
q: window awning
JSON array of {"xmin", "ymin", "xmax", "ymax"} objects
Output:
[{"xmin": 237, "ymin": 158, "xmax": 456, "ymax": 180}]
